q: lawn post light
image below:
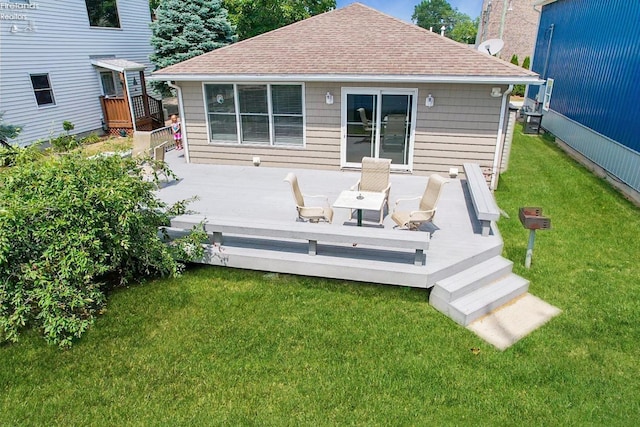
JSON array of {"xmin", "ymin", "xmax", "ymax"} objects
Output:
[{"xmin": 518, "ymin": 207, "xmax": 551, "ymax": 269}]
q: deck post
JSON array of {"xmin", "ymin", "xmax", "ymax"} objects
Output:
[
  {"xmin": 212, "ymin": 232, "xmax": 223, "ymax": 245},
  {"xmin": 308, "ymin": 239, "xmax": 317, "ymax": 255},
  {"xmin": 414, "ymin": 249, "xmax": 424, "ymax": 266}
]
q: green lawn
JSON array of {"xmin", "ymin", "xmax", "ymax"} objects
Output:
[{"xmin": 2, "ymin": 124, "xmax": 639, "ymax": 425}]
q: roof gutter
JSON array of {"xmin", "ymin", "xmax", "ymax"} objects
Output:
[
  {"xmin": 167, "ymin": 81, "xmax": 190, "ymax": 163},
  {"xmin": 149, "ymin": 74, "xmax": 544, "ymax": 86}
]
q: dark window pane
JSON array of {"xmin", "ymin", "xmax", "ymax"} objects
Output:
[
  {"xmin": 85, "ymin": 0, "xmax": 121, "ymax": 28},
  {"xmin": 238, "ymin": 85, "xmax": 268, "ymax": 114},
  {"xmin": 274, "ymin": 116, "xmax": 303, "ymax": 146},
  {"xmin": 241, "ymin": 115, "xmax": 269, "ymax": 144},
  {"xmin": 205, "ymin": 84, "xmax": 235, "ymax": 114},
  {"xmin": 272, "ymin": 85, "xmax": 302, "ymax": 115},
  {"xmin": 30, "ymin": 74, "xmax": 50, "ymax": 90},
  {"xmin": 209, "ymin": 114, "xmax": 237, "ymax": 142},
  {"xmin": 34, "ymin": 90, "xmax": 54, "ymax": 106}
]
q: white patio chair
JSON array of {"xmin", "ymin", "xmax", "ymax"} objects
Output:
[
  {"xmin": 392, "ymin": 174, "xmax": 448, "ymax": 230},
  {"xmin": 284, "ymin": 173, "xmax": 334, "ymax": 223},
  {"xmin": 350, "ymin": 157, "xmax": 391, "ymax": 224}
]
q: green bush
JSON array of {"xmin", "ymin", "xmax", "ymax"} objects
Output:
[
  {"xmin": 510, "ymin": 54, "xmax": 519, "ymax": 65},
  {"xmin": 80, "ymin": 133, "xmax": 102, "ymax": 145},
  {"xmin": 50, "ymin": 121, "xmax": 80, "ymax": 152},
  {"xmin": 0, "ymin": 152, "xmax": 206, "ymax": 347}
]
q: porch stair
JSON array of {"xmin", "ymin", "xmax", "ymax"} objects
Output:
[{"xmin": 429, "ymin": 256, "xmax": 529, "ymax": 326}]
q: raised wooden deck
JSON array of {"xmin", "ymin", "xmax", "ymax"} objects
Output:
[{"xmin": 157, "ymin": 150, "xmax": 505, "ymax": 291}]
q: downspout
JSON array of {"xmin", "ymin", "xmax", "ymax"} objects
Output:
[
  {"xmin": 490, "ymin": 84, "xmax": 514, "ymax": 191},
  {"xmin": 167, "ymin": 81, "xmax": 190, "ymax": 163}
]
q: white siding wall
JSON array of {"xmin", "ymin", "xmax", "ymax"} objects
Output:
[
  {"xmin": 181, "ymin": 80, "xmax": 504, "ymax": 175},
  {"xmin": 0, "ymin": 0, "xmax": 154, "ymax": 145}
]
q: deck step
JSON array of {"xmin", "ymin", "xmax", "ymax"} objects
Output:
[
  {"xmin": 447, "ymin": 274, "xmax": 529, "ymax": 326},
  {"xmin": 431, "ymin": 256, "xmax": 513, "ymax": 303}
]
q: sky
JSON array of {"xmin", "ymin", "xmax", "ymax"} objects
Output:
[{"xmin": 335, "ymin": 0, "xmax": 484, "ymax": 22}]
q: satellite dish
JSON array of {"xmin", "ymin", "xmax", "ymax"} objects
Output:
[{"xmin": 477, "ymin": 39, "xmax": 504, "ymax": 56}]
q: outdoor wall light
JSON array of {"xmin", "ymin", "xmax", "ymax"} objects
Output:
[
  {"xmin": 252, "ymin": 156, "xmax": 261, "ymax": 167},
  {"xmin": 325, "ymin": 92, "xmax": 334, "ymax": 105},
  {"xmin": 491, "ymin": 87, "xmax": 502, "ymax": 97},
  {"xmin": 425, "ymin": 94, "xmax": 434, "ymax": 108}
]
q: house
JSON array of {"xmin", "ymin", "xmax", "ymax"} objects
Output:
[
  {"xmin": 0, "ymin": 0, "xmax": 163, "ymax": 145},
  {"xmin": 476, "ymin": 0, "xmax": 540, "ymax": 63},
  {"xmin": 152, "ymin": 3, "xmax": 541, "ymax": 188},
  {"xmin": 527, "ymin": 0, "xmax": 640, "ymax": 203}
]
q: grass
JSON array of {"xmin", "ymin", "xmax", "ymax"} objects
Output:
[
  {"xmin": 78, "ymin": 136, "xmax": 133, "ymax": 157},
  {"xmin": 2, "ymin": 124, "xmax": 639, "ymax": 425}
]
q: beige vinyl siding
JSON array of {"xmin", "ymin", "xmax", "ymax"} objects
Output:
[{"xmin": 181, "ymin": 80, "xmax": 505, "ymax": 175}]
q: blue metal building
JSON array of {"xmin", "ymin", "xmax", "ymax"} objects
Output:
[{"xmin": 527, "ymin": 0, "xmax": 640, "ymax": 198}]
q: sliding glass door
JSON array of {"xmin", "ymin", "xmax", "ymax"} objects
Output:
[{"xmin": 342, "ymin": 88, "xmax": 416, "ymax": 170}]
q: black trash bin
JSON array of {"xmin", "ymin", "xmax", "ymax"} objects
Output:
[{"xmin": 523, "ymin": 112, "xmax": 543, "ymax": 134}]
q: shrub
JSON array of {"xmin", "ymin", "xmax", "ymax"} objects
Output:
[
  {"xmin": 0, "ymin": 152, "xmax": 207, "ymax": 347},
  {"xmin": 50, "ymin": 121, "xmax": 80, "ymax": 152},
  {"xmin": 510, "ymin": 54, "xmax": 519, "ymax": 65},
  {"xmin": 80, "ymin": 133, "xmax": 102, "ymax": 145}
]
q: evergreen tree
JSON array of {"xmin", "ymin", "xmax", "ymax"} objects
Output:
[
  {"xmin": 150, "ymin": 0, "xmax": 237, "ymax": 95},
  {"xmin": 510, "ymin": 54, "xmax": 519, "ymax": 66}
]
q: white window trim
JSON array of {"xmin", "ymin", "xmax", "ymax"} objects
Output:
[
  {"xmin": 202, "ymin": 82, "xmax": 306, "ymax": 148},
  {"xmin": 340, "ymin": 86, "xmax": 417, "ymax": 172},
  {"xmin": 29, "ymin": 72, "xmax": 57, "ymax": 109}
]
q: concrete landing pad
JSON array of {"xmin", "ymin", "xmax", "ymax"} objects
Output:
[{"xmin": 467, "ymin": 293, "xmax": 561, "ymax": 350}]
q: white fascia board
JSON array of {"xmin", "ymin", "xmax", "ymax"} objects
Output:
[
  {"xmin": 91, "ymin": 59, "xmax": 146, "ymax": 73},
  {"xmin": 150, "ymin": 73, "xmax": 544, "ymax": 85},
  {"xmin": 536, "ymin": 0, "xmax": 557, "ymax": 6}
]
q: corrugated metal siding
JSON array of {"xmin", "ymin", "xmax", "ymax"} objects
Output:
[
  {"xmin": 542, "ymin": 110, "xmax": 640, "ymax": 192},
  {"xmin": 530, "ymin": 0, "xmax": 640, "ymax": 153},
  {"xmin": 0, "ymin": 1, "xmax": 154, "ymax": 145}
]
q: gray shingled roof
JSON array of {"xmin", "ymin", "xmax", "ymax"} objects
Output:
[{"xmin": 152, "ymin": 3, "xmax": 541, "ymax": 84}]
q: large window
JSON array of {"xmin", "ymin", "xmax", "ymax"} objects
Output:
[
  {"xmin": 30, "ymin": 74, "xmax": 56, "ymax": 107},
  {"xmin": 205, "ymin": 83, "xmax": 304, "ymax": 146},
  {"xmin": 85, "ymin": 0, "xmax": 121, "ymax": 28}
]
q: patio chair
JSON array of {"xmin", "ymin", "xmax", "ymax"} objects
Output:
[
  {"xmin": 350, "ymin": 156, "xmax": 391, "ymax": 224},
  {"xmin": 382, "ymin": 114, "xmax": 407, "ymax": 151},
  {"xmin": 357, "ymin": 108, "xmax": 373, "ymax": 132},
  {"xmin": 284, "ymin": 173, "xmax": 334, "ymax": 223},
  {"xmin": 391, "ymin": 174, "xmax": 448, "ymax": 230}
]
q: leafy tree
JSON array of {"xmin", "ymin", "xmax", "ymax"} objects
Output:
[
  {"xmin": 0, "ymin": 152, "xmax": 206, "ymax": 347},
  {"xmin": 448, "ymin": 15, "xmax": 478, "ymax": 44},
  {"xmin": 413, "ymin": 0, "xmax": 477, "ymax": 44},
  {"xmin": 224, "ymin": 0, "xmax": 335, "ymax": 40},
  {"xmin": 150, "ymin": 0, "xmax": 237, "ymax": 95}
]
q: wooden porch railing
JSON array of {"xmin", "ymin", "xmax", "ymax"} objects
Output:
[
  {"xmin": 100, "ymin": 96, "xmax": 132, "ymax": 129},
  {"xmin": 100, "ymin": 94, "xmax": 165, "ymax": 134}
]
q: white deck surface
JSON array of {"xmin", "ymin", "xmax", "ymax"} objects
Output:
[{"xmin": 157, "ymin": 150, "xmax": 504, "ymax": 287}]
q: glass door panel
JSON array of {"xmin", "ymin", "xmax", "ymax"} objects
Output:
[
  {"xmin": 379, "ymin": 94, "xmax": 412, "ymax": 165},
  {"xmin": 345, "ymin": 93, "xmax": 377, "ymax": 163}
]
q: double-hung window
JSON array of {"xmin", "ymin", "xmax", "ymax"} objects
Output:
[
  {"xmin": 205, "ymin": 83, "xmax": 304, "ymax": 146},
  {"xmin": 30, "ymin": 74, "xmax": 56, "ymax": 107},
  {"xmin": 85, "ymin": 0, "xmax": 121, "ymax": 28}
]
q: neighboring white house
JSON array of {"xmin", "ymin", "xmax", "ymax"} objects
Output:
[{"xmin": 0, "ymin": 0, "xmax": 161, "ymax": 145}]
